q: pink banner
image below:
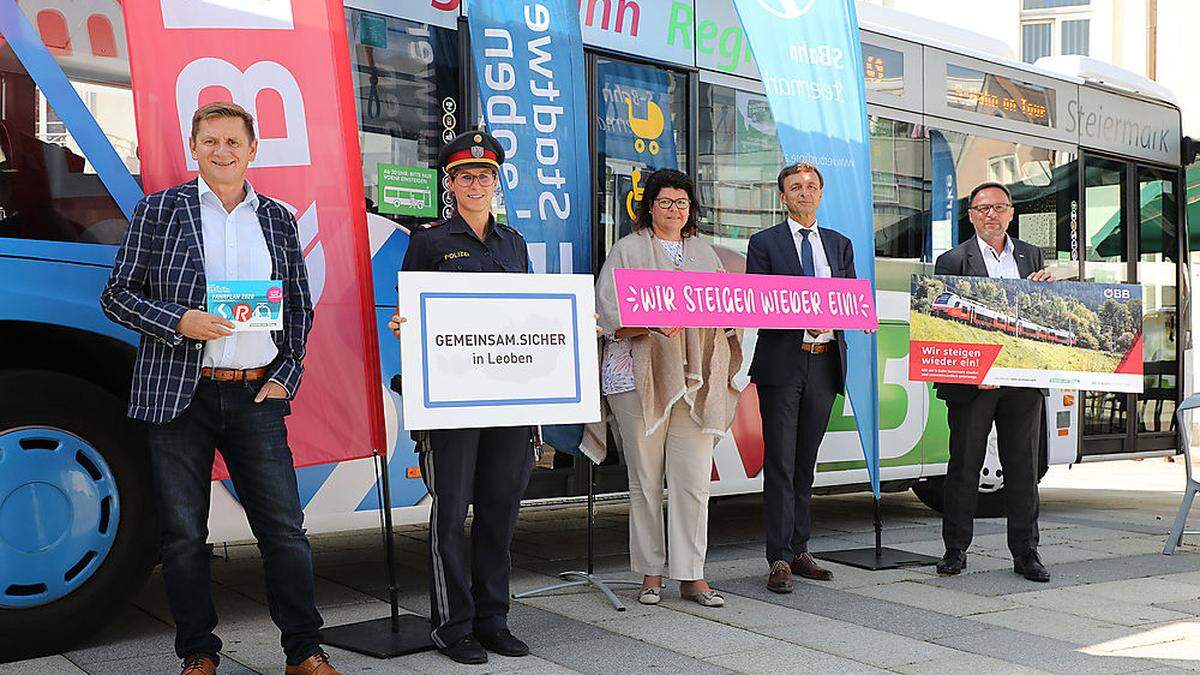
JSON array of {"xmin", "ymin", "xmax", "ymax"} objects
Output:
[
  {"xmin": 614, "ymin": 268, "xmax": 878, "ymax": 330},
  {"xmin": 122, "ymin": 1, "xmax": 386, "ymax": 478}
]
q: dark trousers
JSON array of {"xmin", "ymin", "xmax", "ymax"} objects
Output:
[
  {"xmin": 421, "ymin": 426, "xmax": 533, "ymax": 647},
  {"xmin": 146, "ymin": 379, "xmax": 323, "ymax": 666},
  {"xmin": 758, "ymin": 349, "xmax": 839, "ymax": 564},
  {"xmin": 942, "ymin": 387, "xmax": 1043, "ymax": 557}
]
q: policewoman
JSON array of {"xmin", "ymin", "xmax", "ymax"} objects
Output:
[{"xmin": 387, "ymin": 131, "xmax": 533, "ymax": 665}]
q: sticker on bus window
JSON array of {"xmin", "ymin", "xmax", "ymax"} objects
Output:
[{"xmin": 378, "ymin": 163, "xmax": 437, "ymax": 217}]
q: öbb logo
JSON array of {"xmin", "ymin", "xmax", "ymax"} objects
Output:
[{"xmin": 1104, "ymin": 288, "xmax": 1132, "ymax": 300}]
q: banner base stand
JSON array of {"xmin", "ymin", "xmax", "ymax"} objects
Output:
[
  {"xmin": 513, "ymin": 570, "xmax": 642, "ymax": 611},
  {"xmin": 322, "ymin": 615, "xmax": 435, "ymax": 658},
  {"xmin": 815, "ymin": 547, "xmax": 939, "ymax": 571},
  {"xmin": 512, "ymin": 460, "xmax": 640, "ymax": 611},
  {"xmin": 814, "ymin": 497, "xmax": 939, "ymax": 570},
  {"xmin": 322, "ymin": 444, "xmax": 436, "ymax": 658}
]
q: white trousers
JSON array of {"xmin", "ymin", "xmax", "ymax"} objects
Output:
[{"xmin": 607, "ymin": 391, "xmax": 713, "ymax": 581}]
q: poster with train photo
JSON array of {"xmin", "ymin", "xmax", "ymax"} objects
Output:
[{"xmin": 908, "ymin": 274, "xmax": 1143, "ymax": 393}]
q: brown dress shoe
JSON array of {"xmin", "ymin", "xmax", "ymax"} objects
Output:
[
  {"xmin": 180, "ymin": 655, "xmax": 217, "ymax": 675},
  {"xmin": 285, "ymin": 650, "xmax": 342, "ymax": 675},
  {"xmin": 791, "ymin": 553, "xmax": 834, "ymax": 581},
  {"xmin": 767, "ymin": 560, "xmax": 793, "ymax": 593}
]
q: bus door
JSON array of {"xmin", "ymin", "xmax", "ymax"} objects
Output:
[
  {"xmin": 1080, "ymin": 153, "xmax": 1183, "ymax": 457},
  {"xmin": 589, "ymin": 52, "xmax": 691, "ymax": 493}
]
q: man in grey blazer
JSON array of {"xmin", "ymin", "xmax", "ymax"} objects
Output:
[{"xmin": 933, "ymin": 181, "xmax": 1053, "ymax": 583}]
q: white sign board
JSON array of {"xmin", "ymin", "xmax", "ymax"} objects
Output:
[{"xmin": 397, "ymin": 271, "xmax": 601, "ymax": 430}]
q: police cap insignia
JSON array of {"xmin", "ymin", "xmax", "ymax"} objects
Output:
[{"xmin": 439, "ymin": 130, "xmax": 505, "ymax": 171}]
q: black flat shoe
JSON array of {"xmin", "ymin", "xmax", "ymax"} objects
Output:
[
  {"xmin": 477, "ymin": 628, "xmax": 529, "ymax": 657},
  {"xmin": 1013, "ymin": 550, "xmax": 1050, "ymax": 583},
  {"xmin": 439, "ymin": 635, "xmax": 488, "ymax": 664},
  {"xmin": 936, "ymin": 549, "xmax": 966, "ymax": 576}
]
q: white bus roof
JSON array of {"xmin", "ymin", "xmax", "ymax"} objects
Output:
[
  {"xmin": 1034, "ymin": 55, "xmax": 1178, "ymax": 107},
  {"xmin": 856, "ymin": 1, "xmax": 1179, "ymax": 109},
  {"xmin": 857, "ymin": 2, "xmax": 1016, "ymax": 64}
]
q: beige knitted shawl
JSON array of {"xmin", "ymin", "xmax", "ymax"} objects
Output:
[{"xmin": 580, "ymin": 229, "xmax": 743, "ymax": 463}]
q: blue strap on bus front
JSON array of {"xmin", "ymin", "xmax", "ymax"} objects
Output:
[{"xmin": 0, "ymin": 0, "xmax": 144, "ymax": 220}]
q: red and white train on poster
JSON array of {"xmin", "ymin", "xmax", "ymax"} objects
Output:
[{"xmin": 930, "ymin": 292, "xmax": 1077, "ymax": 346}]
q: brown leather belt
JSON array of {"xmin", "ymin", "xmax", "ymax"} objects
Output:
[
  {"xmin": 200, "ymin": 366, "xmax": 268, "ymax": 382},
  {"xmin": 801, "ymin": 342, "xmax": 831, "ymax": 355}
]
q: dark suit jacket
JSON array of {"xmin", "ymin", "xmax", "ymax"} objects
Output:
[
  {"xmin": 100, "ymin": 179, "xmax": 314, "ymax": 423},
  {"xmin": 932, "ymin": 235, "xmax": 1046, "ymax": 403},
  {"xmin": 746, "ymin": 221, "xmax": 854, "ymax": 393}
]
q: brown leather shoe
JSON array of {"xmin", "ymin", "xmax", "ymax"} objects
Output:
[
  {"xmin": 180, "ymin": 655, "xmax": 217, "ymax": 675},
  {"xmin": 285, "ymin": 650, "xmax": 342, "ymax": 675},
  {"xmin": 791, "ymin": 552, "xmax": 834, "ymax": 581},
  {"xmin": 767, "ymin": 560, "xmax": 793, "ymax": 593}
]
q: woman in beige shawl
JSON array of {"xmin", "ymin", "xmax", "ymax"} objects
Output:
[{"xmin": 584, "ymin": 169, "xmax": 742, "ymax": 607}]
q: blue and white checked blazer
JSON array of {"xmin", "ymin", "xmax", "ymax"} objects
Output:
[{"xmin": 100, "ymin": 179, "xmax": 314, "ymax": 424}]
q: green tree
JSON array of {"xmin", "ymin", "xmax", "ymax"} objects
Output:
[{"xmin": 912, "ymin": 276, "xmax": 946, "ymax": 314}]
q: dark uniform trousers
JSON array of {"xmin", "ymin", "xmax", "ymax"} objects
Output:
[
  {"xmin": 420, "ymin": 425, "xmax": 534, "ymax": 647},
  {"xmin": 759, "ymin": 348, "xmax": 839, "ymax": 564},
  {"xmin": 942, "ymin": 386, "xmax": 1042, "ymax": 556}
]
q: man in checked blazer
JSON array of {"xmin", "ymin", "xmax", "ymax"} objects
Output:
[
  {"xmin": 747, "ymin": 162, "xmax": 854, "ymax": 594},
  {"xmin": 932, "ymin": 181, "xmax": 1053, "ymax": 585},
  {"xmin": 100, "ymin": 103, "xmax": 338, "ymax": 675}
]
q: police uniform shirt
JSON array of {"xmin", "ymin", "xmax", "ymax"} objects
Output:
[{"xmin": 401, "ymin": 213, "xmax": 528, "ymax": 274}]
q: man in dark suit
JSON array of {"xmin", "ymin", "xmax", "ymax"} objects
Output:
[
  {"xmin": 933, "ymin": 181, "xmax": 1053, "ymax": 583},
  {"xmin": 747, "ymin": 162, "xmax": 854, "ymax": 594},
  {"xmin": 101, "ymin": 103, "xmax": 339, "ymax": 675}
]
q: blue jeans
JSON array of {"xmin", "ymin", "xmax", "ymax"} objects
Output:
[{"xmin": 147, "ymin": 379, "xmax": 323, "ymax": 665}]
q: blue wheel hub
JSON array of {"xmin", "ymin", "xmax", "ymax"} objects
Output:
[{"xmin": 0, "ymin": 427, "xmax": 119, "ymax": 608}]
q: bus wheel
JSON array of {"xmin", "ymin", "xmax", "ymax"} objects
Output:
[
  {"xmin": 0, "ymin": 371, "xmax": 157, "ymax": 661},
  {"xmin": 912, "ymin": 469, "xmax": 1049, "ymax": 518}
]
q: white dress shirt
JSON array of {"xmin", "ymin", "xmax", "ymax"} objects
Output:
[
  {"xmin": 198, "ymin": 176, "xmax": 279, "ymax": 370},
  {"xmin": 788, "ymin": 217, "xmax": 834, "ymax": 344},
  {"xmin": 977, "ymin": 235, "xmax": 1020, "ymax": 280}
]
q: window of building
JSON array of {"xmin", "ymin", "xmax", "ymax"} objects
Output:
[
  {"xmin": 1023, "ymin": 0, "xmax": 1090, "ymax": 9},
  {"xmin": 1021, "ymin": 0, "xmax": 1091, "ymax": 62},
  {"xmin": 1061, "ymin": 19, "xmax": 1090, "ymax": 56},
  {"xmin": 0, "ymin": 3, "xmax": 138, "ymax": 246},
  {"xmin": 1021, "ymin": 22, "xmax": 1052, "ymax": 63}
]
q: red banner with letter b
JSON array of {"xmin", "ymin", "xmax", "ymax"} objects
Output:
[{"xmin": 122, "ymin": 0, "xmax": 385, "ymax": 477}]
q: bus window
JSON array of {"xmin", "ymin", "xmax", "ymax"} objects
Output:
[
  {"xmin": 0, "ymin": 1, "xmax": 137, "ymax": 247},
  {"xmin": 696, "ymin": 82, "xmax": 784, "ymax": 258},
  {"xmin": 868, "ymin": 116, "xmax": 928, "ymax": 293},
  {"xmin": 596, "ymin": 57, "xmax": 688, "ymax": 257},
  {"xmin": 1137, "ymin": 166, "xmax": 1178, "ymax": 436},
  {"xmin": 346, "ymin": 9, "xmax": 460, "ymax": 230},
  {"xmin": 696, "ymin": 79, "xmax": 929, "ymax": 297},
  {"xmin": 937, "ymin": 129, "xmax": 1078, "ymax": 281}
]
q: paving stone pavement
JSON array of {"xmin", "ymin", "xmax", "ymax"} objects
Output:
[{"xmin": 3, "ymin": 459, "xmax": 1199, "ymax": 674}]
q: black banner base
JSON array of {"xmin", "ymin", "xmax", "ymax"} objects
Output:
[
  {"xmin": 321, "ymin": 614, "xmax": 436, "ymax": 659},
  {"xmin": 815, "ymin": 547, "xmax": 940, "ymax": 571}
]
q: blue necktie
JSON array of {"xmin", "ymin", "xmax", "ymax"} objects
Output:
[{"xmin": 799, "ymin": 228, "xmax": 815, "ymax": 277}]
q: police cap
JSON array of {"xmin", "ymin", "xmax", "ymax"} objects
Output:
[{"xmin": 438, "ymin": 130, "xmax": 505, "ymax": 172}]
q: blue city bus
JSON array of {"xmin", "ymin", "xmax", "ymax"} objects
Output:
[{"xmin": 0, "ymin": 0, "xmax": 1187, "ymax": 658}]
